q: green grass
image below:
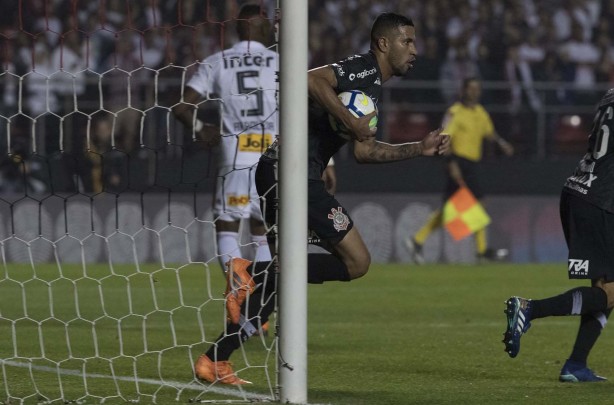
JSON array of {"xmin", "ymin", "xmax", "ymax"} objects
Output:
[
  {"xmin": 2, "ymin": 263, "xmax": 614, "ymax": 404},
  {"xmin": 0, "ymin": 262, "xmax": 276, "ymax": 403},
  {"xmin": 307, "ymin": 264, "xmax": 612, "ymax": 405}
]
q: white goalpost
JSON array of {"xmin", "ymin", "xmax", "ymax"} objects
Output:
[
  {"xmin": 0, "ymin": 0, "xmax": 309, "ymax": 403},
  {"xmin": 278, "ymin": 0, "xmax": 308, "ymax": 403}
]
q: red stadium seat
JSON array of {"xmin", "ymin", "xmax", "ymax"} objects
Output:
[
  {"xmin": 552, "ymin": 115, "xmax": 588, "ymax": 154},
  {"xmin": 386, "ymin": 110, "xmax": 431, "ymax": 143}
]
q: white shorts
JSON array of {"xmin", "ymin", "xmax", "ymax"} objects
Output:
[{"xmin": 213, "ymin": 165, "xmax": 264, "ymax": 222}]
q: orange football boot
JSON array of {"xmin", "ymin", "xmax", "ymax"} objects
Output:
[
  {"xmin": 225, "ymin": 258, "xmax": 256, "ymax": 324},
  {"xmin": 194, "ymin": 354, "xmax": 251, "ymax": 385}
]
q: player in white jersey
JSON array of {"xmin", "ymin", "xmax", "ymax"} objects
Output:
[{"xmin": 174, "ymin": 4, "xmax": 278, "ymax": 270}]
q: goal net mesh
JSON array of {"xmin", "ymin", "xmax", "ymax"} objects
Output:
[{"xmin": 0, "ymin": 1, "xmax": 278, "ymax": 403}]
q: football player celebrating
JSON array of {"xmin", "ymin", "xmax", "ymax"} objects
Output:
[{"xmin": 194, "ymin": 12, "xmax": 450, "ymax": 385}]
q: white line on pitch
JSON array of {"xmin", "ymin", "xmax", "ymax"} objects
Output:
[{"xmin": 1, "ymin": 360, "xmax": 272, "ymax": 402}]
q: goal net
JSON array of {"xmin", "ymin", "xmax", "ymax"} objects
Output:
[{"xmin": 0, "ymin": 1, "xmax": 279, "ymax": 403}]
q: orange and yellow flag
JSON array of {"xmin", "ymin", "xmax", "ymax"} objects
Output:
[{"xmin": 443, "ymin": 187, "xmax": 491, "ymax": 241}]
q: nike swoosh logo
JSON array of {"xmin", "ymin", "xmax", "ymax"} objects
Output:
[{"xmin": 360, "ymin": 93, "xmax": 369, "ymax": 106}]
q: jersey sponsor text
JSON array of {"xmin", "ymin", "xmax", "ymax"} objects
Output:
[
  {"xmin": 568, "ymin": 259, "xmax": 589, "ymax": 276},
  {"xmin": 348, "ymin": 67, "xmax": 377, "ymax": 81},
  {"xmin": 222, "ymin": 54, "xmax": 275, "ymax": 69},
  {"xmin": 227, "ymin": 195, "xmax": 250, "ymax": 206},
  {"xmin": 238, "ymin": 133, "xmax": 273, "ymax": 152}
]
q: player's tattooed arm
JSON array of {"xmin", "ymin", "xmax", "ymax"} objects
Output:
[
  {"xmin": 353, "ymin": 139, "xmax": 423, "ymax": 163},
  {"xmin": 353, "ymin": 128, "xmax": 449, "ymax": 163}
]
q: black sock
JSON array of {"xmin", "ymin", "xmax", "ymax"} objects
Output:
[
  {"xmin": 307, "ymin": 253, "xmax": 351, "ymax": 284},
  {"xmin": 250, "ymin": 255, "xmax": 350, "ymax": 284},
  {"xmin": 568, "ymin": 309, "xmax": 612, "ymax": 365},
  {"xmin": 206, "ymin": 272, "xmax": 277, "ymax": 362},
  {"xmin": 250, "ymin": 261, "xmax": 274, "ymax": 286},
  {"xmin": 206, "ymin": 323, "xmax": 243, "ymax": 362},
  {"xmin": 531, "ymin": 287, "xmax": 608, "ymax": 319}
]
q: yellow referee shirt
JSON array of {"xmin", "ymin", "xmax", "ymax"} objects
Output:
[{"xmin": 443, "ymin": 102, "xmax": 495, "ymax": 162}]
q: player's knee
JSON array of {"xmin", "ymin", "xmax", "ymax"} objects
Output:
[
  {"xmin": 595, "ymin": 281, "xmax": 614, "ymax": 309},
  {"xmin": 346, "ymin": 249, "xmax": 371, "ymax": 280}
]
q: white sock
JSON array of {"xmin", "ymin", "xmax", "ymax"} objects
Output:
[
  {"xmin": 217, "ymin": 231, "xmax": 240, "ymax": 270},
  {"xmin": 251, "ymin": 234, "xmax": 271, "ymax": 262}
]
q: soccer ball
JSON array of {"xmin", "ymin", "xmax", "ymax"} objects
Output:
[{"xmin": 329, "ymin": 90, "xmax": 378, "ymax": 140}]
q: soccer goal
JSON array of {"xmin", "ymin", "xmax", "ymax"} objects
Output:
[{"xmin": 0, "ymin": 0, "xmax": 307, "ymax": 403}]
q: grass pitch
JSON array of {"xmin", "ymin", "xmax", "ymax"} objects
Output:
[
  {"xmin": 307, "ymin": 263, "xmax": 613, "ymax": 405},
  {"xmin": 2, "ymin": 263, "xmax": 614, "ymax": 404}
]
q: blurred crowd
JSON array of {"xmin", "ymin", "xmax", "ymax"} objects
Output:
[
  {"xmin": 0, "ymin": 0, "xmax": 233, "ymax": 194},
  {"xmin": 310, "ymin": 0, "xmax": 614, "ymax": 108},
  {"xmin": 0, "ymin": 0, "xmax": 613, "ymax": 194}
]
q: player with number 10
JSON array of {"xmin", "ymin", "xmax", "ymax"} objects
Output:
[{"xmin": 504, "ymin": 88, "xmax": 614, "ymax": 383}]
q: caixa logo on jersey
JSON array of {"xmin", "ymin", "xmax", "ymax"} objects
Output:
[
  {"xmin": 568, "ymin": 259, "xmax": 589, "ymax": 276},
  {"xmin": 348, "ymin": 67, "xmax": 377, "ymax": 81}
]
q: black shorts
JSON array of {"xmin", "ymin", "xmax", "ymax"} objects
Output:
[
  {"xmin": 255, "ymin": 156, "xmax": 353, "ymax": 249},
  {"xmin": 560, "ymin": 191, "xmax": 614, "ymax": 280},
  {"xmin": 444, "ymin": 157, "xmax": 483, "ymax": 201},
  {"xmin": 255, "ymin": 156, "xmax": 278, "ymax": 233}
]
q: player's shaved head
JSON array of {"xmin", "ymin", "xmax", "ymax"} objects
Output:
[
  {"xmin": 237, "ymin": 4, "xmax": 271, "ymax": 45},
  {"xmin": 370, "ymin": 13, "xmax": 414, "ymax": 48}
]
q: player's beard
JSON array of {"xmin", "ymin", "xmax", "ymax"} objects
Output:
[
  {"xmin": 392, "ymin": 60, "xmax": 410, "ymax": 77},
  {"xmin": 390, "ymin": 53, "xmax": 411, "ymax": 77}
]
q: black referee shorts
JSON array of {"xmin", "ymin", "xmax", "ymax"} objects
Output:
[
  {"xmin": 560, "ymin": 191, "xmax": 614, "ymax": 281},
  {"xmin": 444, "ymin": 157, "xmax": 484, "ymax": 201},
  {"xmin": 255, "ymin": 156, "xmax": 353, "ymax": 249}
]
